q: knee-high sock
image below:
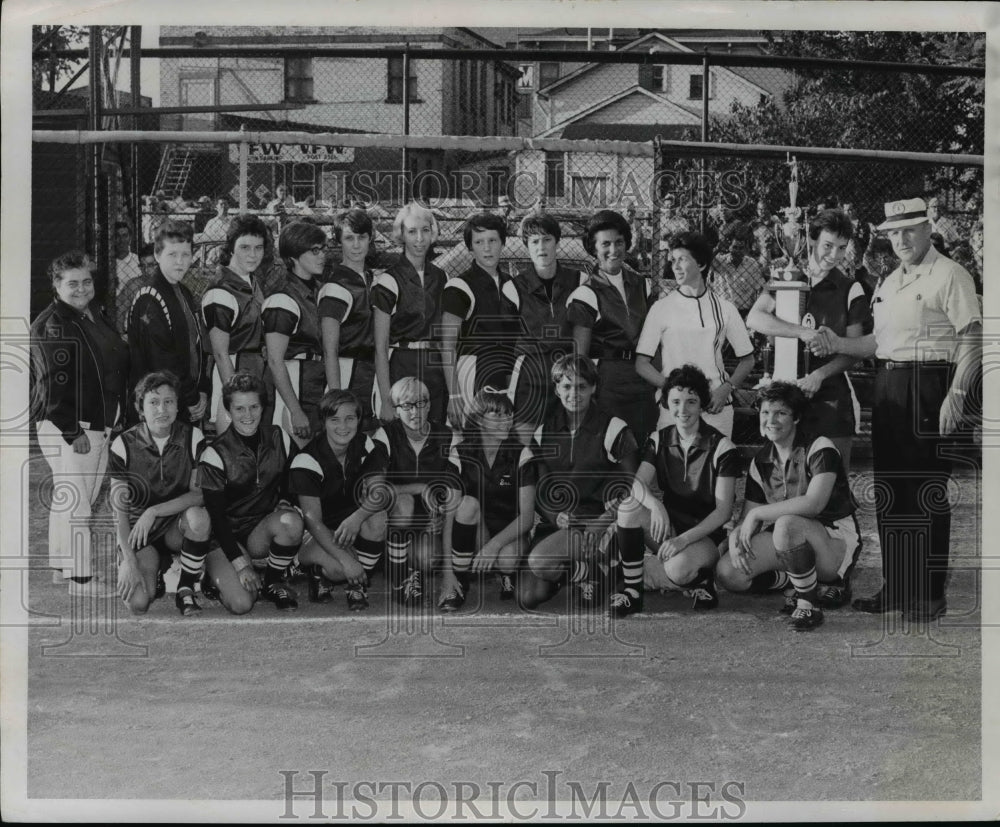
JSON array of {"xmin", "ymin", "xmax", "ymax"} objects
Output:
[
  {"xmin": 616, "ymin": 526, "xmax": 644, "ymax": 597},
  {"xmin": 177, "ymin": 538, "xmax": 211, "ymax": 591},
  {"xmin": 749, "ymin": 570, "xmax": 790, "ymax": 593},
  {"xmin": 354, "ymin": 536, "xmax": 384, "ymax": 575},
  {"xmin": 386, "ymin": 527, "xmax": 411, "ymax": 587},
  {"xmin": 265, "ymin": 540, "xmax": 300, "ymax": 587},
  {"xmin": 779, "ymin": 541, "xmax": 818, "ymax": 606},
  {"xmin": 451, "ymin": 521, "xmax": 477, "ymax": 579}
]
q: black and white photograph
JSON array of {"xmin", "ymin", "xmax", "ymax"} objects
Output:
[{"xmin": 1, "ymin": 0, "xmax": 996, "ymax": 821}]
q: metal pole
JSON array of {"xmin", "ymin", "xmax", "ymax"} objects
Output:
[
  {"xmin": 88, "ymin": 27, "xmax": 108, "ymax": 299},
  {"xmin": 239, "ymin": 138, "xmax": 249, "ymax": 212},
  {"xmin": 700, "ymin": 50, "xmax": 709, "ymax": 233},
  {"xmin": 130, "ymin": 26, "xmax": 142, "ymax": 243},
  {"xmin": 402, "ymin": 45, "xmax": 410, "ymax": 203}
]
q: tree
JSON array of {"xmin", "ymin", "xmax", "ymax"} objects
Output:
[{"xmin": 32, "ymin": 26, "xmax": 88, "ymax": 93}]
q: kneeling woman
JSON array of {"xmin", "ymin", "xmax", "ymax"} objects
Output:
[
  {"xmin": 197, "ymin": 372, "xmax": 304, "ymax": 613},
  {"xmin": 617, "ymin": 365, "xmax": 742, "ymax": 616},
  {"xmin": 716, "ymin": 382, "xmax": 860, "ymax": 631},
  {"xmin": 288, "ymin": 390, "xmax": 387, "ymax": 611},
  {"xmin": 110, "ymin": 371, "xmax": 211, "ymax": 616},
  {"xmin": 368, "ymin": 377, "xmax": 463, "ymax": 608},
  {"xmin": 445, "ymin": 388, "xmax": 538, "ymax": 610},
  {"xmin": 520, "ymin": 355, "xmax": 640, "ymax": 611}
]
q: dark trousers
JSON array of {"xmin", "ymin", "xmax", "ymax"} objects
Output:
[
  {"xmin": 595, "ymin": 357, "xmax": 658, "ymax": 446},
  {"xmin": 871, "ymin": 362, "xmax": 954, "ymax": 604}
]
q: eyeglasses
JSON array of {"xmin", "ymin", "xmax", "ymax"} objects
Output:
[
  {"xmin": 307, "ymin": 245, "xmax": 326, "ymax": 256},
  {"xmin": 395, "ymin": 400, "xmax": 429, "ymax": 412}
]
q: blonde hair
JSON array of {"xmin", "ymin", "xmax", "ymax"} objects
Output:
[
  {"xmin": 392, "ymin": 202, "xmax": 440, "ymax": 246},
  {"xmin": 389, "ymin": 376, "xmax": 429, "ymax": 406}
]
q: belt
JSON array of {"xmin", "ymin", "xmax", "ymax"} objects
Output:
[
  {"xmin": 597, "ymin": 350, "xmax": 635, "ymax": 361},
  {"xmin": 875, "ymin": 358, "xmax": 951, "ymax": 371},
  {"xmin": 392, "ymin": 341, "xmax": 436, "ymax": 350},
  {"xmin": 290, "ymin": 352, "xmax": 323, "ymax": 362}
]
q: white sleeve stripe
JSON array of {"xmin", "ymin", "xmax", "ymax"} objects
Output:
[
  {"xmin": 200, "ymin": 446, "xmax": 224, "ymax": 471},
  {"xmin": 110, "ymin": 437, "xmax": 127, "ymax": 461},
  {"xmin": 374, "ymin": 273, "xmax": 399, "ymax": 298},
  {"xmin": 847, "ymin": 282, "xmax": 866, "ymax": 305},
  {"xmin": 807, "ymin": 436, "xmax": 838, "ymax": 461},
  {"xmin": 280, "ymin": 429, "xmax": 292, "ymax": 457},
  {"xmin": 501, "ymin": 280, "xmax": 520, "ymax": 309},
  {"xmin": 568, "ymin": 285, "xmax": 599, "ymax": 314},
  {"xmin": 518, "ymin": 447, "xmax": 534, "ymax": 468},
  {"xmin": 191, "ymin": 427, "xmax": 205, "ymax": 461},
  {"xmin": 364, "ymin": 436, "xmax": 376, "ymax": 454},
  {"xmin": 372, "ymin": 428, "xmax": 391, "ymax": 457},
  {"xmin": 290, "ymin": 452, "xmax": 325, "ymax": 478},
  {"xmin": 447, "ymin": 278, "xmax": 477, "ymax": 318},
  {"xmin": 262, "ymin": 293, "xmax": 302, "ymax": 318},
  {"xmin": 318, "ymin": 282, "xmax": 355, "ymax": 318},
  {"xmin": 201, "ymin": 288, "xmax": 240, "ymax": 318},
  {"xmin": 533, "ymin": 424, "xmax": 545, "ymax": 445},
  {"xmin": 604, "ymin": 417, "xmax": 629, "ymax": 462},
  {"xmin": 648, "ymin": 431, "xmax": 660, "ymax": 452},
  {"xmin": 748, "ymin": 459, "xmax": 763, "ymax": 489}
]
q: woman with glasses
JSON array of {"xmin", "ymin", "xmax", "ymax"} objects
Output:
[
  {"xmin": 201, "ymin": 214, "xmax": 268, "ymax": 434},
  {"xmin": 371, "ymin": 203, "xmax": 449, "ymax": 426},
  {"xmin": 443, "ymin": 388, "xmax": 537, "ymax": 610},
  {"xmin": 318, "ymin": 209, "xmax": 378, "ymax": 432},
  {"xmin": 367, "ymin": 377, "xmax": 463, "ymax": 608},
  {"xmin": 264, "ymin": 220, "xmax": 328, "ymax": 448}
]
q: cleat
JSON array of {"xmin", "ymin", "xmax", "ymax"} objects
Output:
[
  {"xmin": 263, "ymin": 583, "xmax": 298, "ymax": 611},
  {"xmin": 778, "ymin": 589, "xmax": 798, "ymax": 615},
  {"xmin": 308, "ymin": 567, "xmax": 335, "ymax": 604},
  {"xmin": 789, "ymin": 603, "xmax": 824, "ymax": 631},
  {"xmin": 815, "ymin": 577, "xmax": 851, "ymax": 609},
  {"xmin": 175, "ymin": 587, "xmax": 202, "ymax": 616},
  {"xmin": 346, "ymin": 586, "xmax": 369, "ymax": 612},
  {"xmin": 498, "ymin": 573, "xmax": 516, "ymax": 601},
  {"xmin": 392, "ymin": 570, "xmax": 424, "ymax": 607},
  {"xmin": 68, "ymin": 578, "xmax": 115, "ymax": 599},
  {"xmin": 610, "ymin": 589, "xmax": 643, "ymax": 618},
  {"xmin": 683, "ymin": 568, "xmax": 719, "ymax": 610},
  {"xmin": 438, "ymin": 583, "xmax": 466, "ymax": 613}
]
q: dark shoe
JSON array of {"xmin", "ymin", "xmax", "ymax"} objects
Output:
[
  {"xmin": 392, "ymin": 570, "xmax": 424, "ymax": 607},
  {"xmin": 789, "ymin": 603, "xmax": 824, "ymax": 631},
  {"xmin": 852, "ymin": 588, "xmax": 901, "ymax": 614},
  {"xmin": 498, "ymin": 573, "xmax": 516, "ymax": 601},
  {"xmin": 263, "ymin": 583, "xmax": 299, "ymax": 611},
  {"xmin": 175, "ymin": 587, "xmax": 202, "ymax": 617},
  {"xmin": 438, "ymin": 583, "xmax": 466, "ymax": 613},
  {"xmin": 815, "ymin": 576, "xmax": 851, "ymax": 609},
  {"xmin": 154, "ymin": 568, "xmax": 167, "ymax": 600},
  {"xmin": 610, "ymin": 589, "xmax": 643, "ymax": 618},
  {"xmin": 904, "ymin": 597, "xmax": 947, "ymax": 622},
  {"xmin": 346, "ymin": 586, "xmax": 369, "ymax": 612},
  {"xmin": 683, "ymin": 569, "xmax": 719, "ymax": 610},
  {"xmin": 200, "ymin": 575, "xmax": 220, "ymax": 602},
  {"xmin": 778, "ymin": 588, "xmax": 797, "ymax": 616},
  {"xmin": 308, "ymin": 567, "xmax": 335, "ymax": 604}
]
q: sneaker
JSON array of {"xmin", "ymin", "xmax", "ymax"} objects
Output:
[
  {"xmin": 200, "ymin": 575, "xmax": 220, "ymax": 602},
  {"xmin": 438, "ymin": 583, "xmax": 466, "ymax": 613},
  {"xmin": 175, "ymin": 587, "xmax": 202, "ymax": 616},
  {"xmin": 683, "ymin": 570, "xmax": 719, "ymax": 610},
  {"xmin": 610, "ymin": 589, "xmax": 643, "ymax": 618},
  {"xmin": 263, "ymin": 583, "xmax": 299, "ymax": 611},
  {"xmin": 346, "ymin": 586, "xmax": 369, "ymax": 612},
  {"xmin": 308, "ymin": 568, "xmax": 335, "ymax": 604},
  {"xmin": 789, "ymin": 603, "xmax": 824, "ymax": 631},
  {"xmin": 778, "ymin": 587, "xmax": 798, "ymax": 615},
  {"xmin": 392, "ymin": 570, "xmax": 424, "ymax": 607},
  {"xmin": 68, "ymin": 578, "xmax": 115, "ymax": 599},
  {"xmin": 815, "ymin": 577, "xmax": 851, "ymax": 609},
  {"xmin": 498, "ymin": 574, "xmax": 516, "ymax": 601}
]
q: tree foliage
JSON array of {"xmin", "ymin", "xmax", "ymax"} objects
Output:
[{"xmin": 32, "ymin": 26, "xmax": 88, "ymax": 92}]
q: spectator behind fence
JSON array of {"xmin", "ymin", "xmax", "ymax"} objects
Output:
[
  {"xmin": 113, "ymin": 221, "xmax": 141, "ymax": 333},
  {"xmin": 927, "ymin": 196, "xmax": 962, "ymax": 247},
  {"xmin": 31, "ymin": 250, "xmax": 129, "ymax": 598},
  {"xmin": 194, "ymin": 195, "xmax": 214, "ymax": 233},
  {"xmin": 115, "ymin": 243, "xmax": 158, "ymax": 339},
  {"xmin": 709, "ymin": 224, "xmax": 767, "ymax": 316}
]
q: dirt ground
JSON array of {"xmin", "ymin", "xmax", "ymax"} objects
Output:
[{"xmin": 19, "ymin": 451, "xmax": 983, "ymax": 808}]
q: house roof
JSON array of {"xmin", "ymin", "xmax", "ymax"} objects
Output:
[
  {"xmin": 560, "ymin": 123, "xmax": 699, "ymax": 142},
  {"xmin": 537, "ymin": 86, "xmax": 700, "ymax": 139}
]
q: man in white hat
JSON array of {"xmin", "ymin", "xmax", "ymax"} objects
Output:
[{"xmin": 809, "ymin": 196, "xmax": 981, "ymax": 622}]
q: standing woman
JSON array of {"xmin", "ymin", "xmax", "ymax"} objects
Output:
[
  {"xmin": 31, "ymin": 250, "xmax": 129, "ymax": 597},
  {"xmin": 567, "ymin": 209, "xmax": 657, "ymax": 443},
  {"xmin": 318, "ymin": 209, "xmax": 378, "ymax": 431},
  {"xmin": 201, "ymin": 214, "xmax": 268, "ymax": 434},
  {"xmin": 263, "ymin": 220, "xmax": 328, "ymax": 448},
  {"xmin": 371, "ymin": 202, "xmax": 449, "ymax": 426}
]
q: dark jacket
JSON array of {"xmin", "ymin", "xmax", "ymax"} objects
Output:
[{"xmin": 31, "ymin": 299, "xmax": 129, "ymax": 443}]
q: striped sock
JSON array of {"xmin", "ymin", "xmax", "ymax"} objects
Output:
[
  {"xmin": 354, "ymin": 537, "xmax": 385, "ymax": 575},
  {"xmin": 749, "ymin": 570, "xmax": 790, "ymax": 593},
  {"xmin": 616, "ymin": 526, "xmax": 644, "ymax": 598},
  {"xmin": 781, "ymin": 541, "xmax": 818, "ymax": 607},
  {"xmin": 387, "ymin": 529, "xmax": 411, "ymax": 588},
  {"xmin": 264, "ymin": 540, "xmax": 300, "ymax": 588},
  {"xmin": 177, "ymin": 538, "xmax": 211, "ymax": 591},
  {"xmin": 451, "ymin": 521, "xmax": 477, "ymax": 580}
]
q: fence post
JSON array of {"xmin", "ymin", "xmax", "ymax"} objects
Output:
[
  {"xmin": 699, "ymin": 49, "xmax": 710, "ymax": 233},
  {"xmin": 239, "ymin": 129, "xmax": 249, "ymax": 212},
  {"xmin": 651, "ymin": 136, "xmax": 661, "ymax": 292},
  {"xmin": 129, "ymin": 26, "xmax": 142, "ymax": 239},
  {"xmin": 88, "ymin": 26, "xmax": 108, "ymax": 298},
  {"xmin": 402, "ymin": 45, "xmax": 410, "ymax": 203}
]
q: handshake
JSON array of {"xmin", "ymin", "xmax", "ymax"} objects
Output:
[{"xmin": 800, "ymin": 325, "xmax": 840, "ymax": 359}]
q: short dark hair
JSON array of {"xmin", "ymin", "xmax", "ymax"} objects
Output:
[
  {"xmin": 224, "ymin": 214, "xmax": 270, "ymax": 261},
  {"xmin": 133, "ymin": 370, "xmax": 181, "ymax": 414},
  {"xmin": 582, "ymin": 210, "xmax": 632, "ymax": 257},
  {"xmin": 48, "ymin": 250, "xmax": 95, "ymax": 283},
  {"xmin": 222, "ymin": 371, "xmax": 267, "ymax": 412},
  {"xmin": 668, "ymin": 231, "xmax": 714, "ymax": 271},
  {"xmin": 278, "ymin": 220, "xmax": 328, "ymax": 264},
  {"xmin": 332, "ymin": 208, "xmax": 374, "ymax": 244},
  {"xmin": 463, "ymin": 212, "xmax": 508, "ymax": 249},
  {"xmin": 756, "ymin": 381, "xmax": 807, "ymax": 421},
  {"xmin": 154, "ymin": 220, "xmax": 194, "ymax": 255},
  {"xmin": 519, "ymin": 211, "xmax": 562, "ymax": 244},
  {"xmin": 551, "ymin": 354, "xmax": 599, "ymax": 388},
  {"xmin": 808, "ymin": 208, "xmax": 854, "ymax": 243},
  {"xmin": 661, "ymin": 365, "xmax": 711, "ymax": 409},
  {"xmin": 319, "ymin": 389, "xmax": 362, "ymax": 421},
  {"xmin": 138, "ymin": 243, "xmax": 155, "ymax": 259}
]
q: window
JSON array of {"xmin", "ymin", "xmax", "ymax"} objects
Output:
[
  {"xmin": 517, "ymin": 64, "xmax": 533, "ymax": 90},
  {"xmin": 544, "ymin": 151, "xmax": 565, "ymax": 200},
  {"xmin": 539, "ymin": 62, "xmax": 560, "ymax": 90},
  {"xmin": 285, "ymin": 58, "xmax": 314, "ymax": 103},
  {"xmin": 652, "ymin": 65, "xmax": 668, "ymax": 93},
  {"xmin": 688, "ymin": 72, "xmax": 714, "ymax": 100},
  {"xmin": 387, "ymin": 56, "xmax": 419, "ymax": 104}
]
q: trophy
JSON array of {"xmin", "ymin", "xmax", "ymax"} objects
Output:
[{"xmin": 757, "ymin": 156, "xmax": 810, "ymax": 384}]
